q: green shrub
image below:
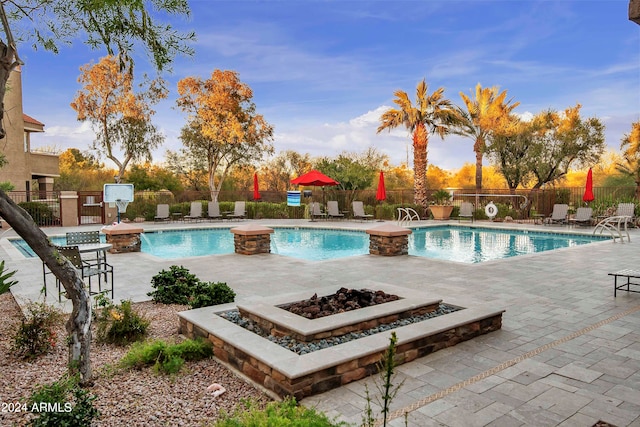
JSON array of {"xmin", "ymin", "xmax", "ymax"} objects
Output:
[
  {"xmin": 0, "ymin": 259, "xmax": 18, "ymax": 295},
  {"xmin": 148, "ymin": 265, "xmax": 200, "ymax": 305},
  {"xmin": 12, "ymin": 301, "xmax": 62, "ymax": 359},
  {"xmin": 94, "ymin": 296, "xmax": 150, "ymax": 346},
  {"xmin": 120, "ymin": 338, "xmax": 213, "ymax": 375},
  {"xmin": 18, "ymin": 202, "xmax": 55, "ymax": 226},
  {"xmin": 190, "ymin": 281, "xmax": 236, "ymax": 309},
  {"xmin": 0, "ymin": 181, "xmax": 15, "ymax": 192},
  {"xmin": 148, "ymin": 265, "xmax": 235, "ymax": 308},
  {"xmin": 28, "ymin": 374, "xmax": 99, "ymax": 427},
  {"xmin": 215, "ymin": 397, "xmax": 348, "ymax": 427}
]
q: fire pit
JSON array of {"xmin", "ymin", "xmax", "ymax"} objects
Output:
[{"xmin": 279, "ymin": 287, "xmax": 400, "ymax": 319}]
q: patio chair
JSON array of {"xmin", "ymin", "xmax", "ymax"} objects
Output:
[
  {"xmin": 154, "ymin": 204, "xmax": 171, "ymax": 222},
  {"xmin": 56, "ymin": 245, "xmax": 113, "ymax": 302},
  {"xmin": 568, "ymin": 207, "xmax": 593, "ymax": 227},
  {"xmin": 184, "ymin": 202, "xmax": 202, "ymax": 222},
  {"xmin": 352, "ymin": 201, "xmax": 373, "ymax": 221},
  {"xmin": 615, "ymin": 203, "xmax": 637, "ymax": 226},
  {"xmin": 544, "ymin": 204, "xmax": 569, "ymax": 225},
  {"xmin": 327, "ymin": 201, "xmax": 344, "ymax": 219},
  {"xmin": 66, "ymin": 230, "xmax": 103, "ymax": 264},
  {"xmin": 227, "ymin": 201, "xmax": 246, "ymax": 220},
  {"xmin": 206, "ymin": 201, "xmax": 222, "ymax": 221},
  {"xmin": 310, "ymin": 202, "xmax": 327, "ymax": 220},
  {"xmin": 458, "ymin": 202, "xmax": 474, "ymax": 222}
]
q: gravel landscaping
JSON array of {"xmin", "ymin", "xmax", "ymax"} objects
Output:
[{"xmin": 0, "ymin": 292, "xmax": 272, "ymax": 426}]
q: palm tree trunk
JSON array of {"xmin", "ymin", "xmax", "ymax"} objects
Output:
[
  {"xmin": 412, "ymin": 123, "xmax": 429, "ymax": 208},
  {"xmin": 474, "ymin": 138, "xmax": 484, "ymax": 190}
]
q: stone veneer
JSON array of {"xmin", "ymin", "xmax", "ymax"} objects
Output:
[
  {"xmin": 101, "ymin": 222, "xmax": 143, "ymax": 253},
  {"xmin": 230, "ymin": 224, "xmax": 274, "ymax": 255},
  {"xmin": 178, "ymin": 283, "xmax": 504, "ymax": 400},
  {"xmin": 366, "ymin": 223, "xmax": 412, "ymax": 256}
]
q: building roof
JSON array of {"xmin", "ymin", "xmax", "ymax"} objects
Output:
[{"xmin": 23, "ymin": 114, "xmax": 44, "ymax": 126}]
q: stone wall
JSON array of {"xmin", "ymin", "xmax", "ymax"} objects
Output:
[
  {"xmin": 233, "ymin": 233, "xmax": 271, "ymax": 255},
  {"xmin": 180, "ymin": 312, "xmax": 503, "ymax": 400},
  {"xmin": 105, "ymin": 233, "xmax": 141, "ymax": 254},
  {"xmin": 368, "ymin": 234, "xmax": 409, "ymax": 256}
]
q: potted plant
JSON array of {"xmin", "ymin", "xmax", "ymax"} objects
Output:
[{"xmin": 429, "ymin": 189, "xmax": 454, "ymax": 220}]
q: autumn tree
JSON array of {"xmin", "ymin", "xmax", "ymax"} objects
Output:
[
  {"xmin": 261, "ymin": 150, "xmax": 313, "ymax": 191},
  {"xmin": 527, "ymin": 104, "xmax": 605, "ymax": 189},
  {"xmin": 176, "ymin": 70, "xmax": 274, "ymax": 201},
  {"xmin": 377, "ymin": 79, "xmax": 459, "ymax": 208},
  {"xmin": 125, "ymin": 162, "xmax": 183, "ymax": 192},
  {"xmin": 455, "ymin": 84, "xmax": 520, "ymax": 191},
  {"xmin": 55, "ymin": 148, "xmax": 115, "ymax": 191},
  {"xmin": 71, "ymin": 55, "xmax": 167, "ymax": 183},
  {"xmin": 616, "ymin": 120, "xmax": 640, "ymax": 199},
  {"xmin": 164, "ymin": 149, "xmax": 209, "ymax": 191},
  {"xmin": 0, "ymin": 0, "xmax": 194, "ymax": 385}
]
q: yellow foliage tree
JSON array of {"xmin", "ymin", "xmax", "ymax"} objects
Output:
[
  {"xmin": 176, "ymin": 70, "xmax": 274, "ymax": 201},
  {"xmin": 71, "ymin": 55, "xmax": 167, "ymax": 183}
]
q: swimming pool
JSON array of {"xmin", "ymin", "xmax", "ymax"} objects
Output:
[
  {"xmin": 138, "ymin": 226, "xmax": 608, "ymax": 263},
  {"xmin": 10, "ymin": 226, "xmax": 609, "ymax": 263}
]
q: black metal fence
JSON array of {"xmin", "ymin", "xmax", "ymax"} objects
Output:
[{"xmin": 1, "ymin": 186, "xmax": 637, "ymax": 226}]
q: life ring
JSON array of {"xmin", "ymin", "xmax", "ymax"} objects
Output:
[{"xmin": 485, "ymin": 202, "xmax": 498, "ymax": 219}]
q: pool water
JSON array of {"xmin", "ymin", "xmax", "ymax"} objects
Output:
[
  {"xmin": 11, "ymin": 226, "xmax": 608, "ymax": 263},
  {"xmin": 138, "ymin": 226, "xmax": 607, "ymax": 263}
]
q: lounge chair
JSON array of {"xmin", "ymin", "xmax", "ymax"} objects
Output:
[
  {"xmin": 310, "ymin": 202, "xmax": 327, "ymax": 220},
  {"xmin": 568, "ymin": 207, "xmax": 593, "ymax": 227},
  {"xmin": 206, "ymin": 201, "xmax": 222, "ymax": 221},
  {"xmin": 458, "ymin": 202, "xmax": 474, "ymax": 222},
  {"xmin": 327, "ymin": 201, "xmax": 344, "ymax": 219},
  {"xmin": 352, "ymin": 201, "xmax": 373, "ymax": 221},
  {"xmin": 154, "ymin": 204, "xmax": 170, "ymax": 222},
  {"xmin": 227, "ymin": 201, "xmax": 246, "ymax": 220},
  {"xmin": 544, "ymin": 204, "xmax": 568, "ymax": 225},
  {"xmin": 184, "ymin": 202, "xmax": 202, "ymax": 222},
  {"xmin": 615, "ymin": 203, "xmax": 636, "ymax": 226}
]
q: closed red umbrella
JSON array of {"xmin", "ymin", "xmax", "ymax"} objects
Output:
[
  {"xmin": 583, "ymin": 168, "xmax": 594, "ymax": 203},
  {"xmin": 376, "ymin": 171, "xmax": 386, "ymax": 201},
  {"xmin": 253, "ymin": 172, "xmax": 261, "ymax": 201}
]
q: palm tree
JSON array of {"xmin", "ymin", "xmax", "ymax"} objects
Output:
[
  {"xmin": 455, "ymin": 83, "xmax": 519, "ymax": 190},
  {"xmin": 377, "ymin": 79, "xmax": 458, "ymax": 208}
]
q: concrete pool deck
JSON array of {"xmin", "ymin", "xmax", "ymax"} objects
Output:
[{"xmin": 3, "ymin": 219, "xmax": 640, "ymax": 426}]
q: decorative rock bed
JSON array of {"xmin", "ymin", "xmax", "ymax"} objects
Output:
[{"xmin": 178, "ymin": 283, "xmax": 504, "ymax": 400}]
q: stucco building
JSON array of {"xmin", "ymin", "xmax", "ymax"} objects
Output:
[{"xmin": 0, "ymin": 67, "xmax": 59, "ymax": 196}]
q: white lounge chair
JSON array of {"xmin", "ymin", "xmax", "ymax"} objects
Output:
[
  {"xmin": 184, "ymin": 202, "xmax": 202, "ymax": 222},
  {"xmin": 207, "ymin": 201, "xmax": 222, "ymax": 221},
  {"xmin": 327, "ymin": 201, "xmax": 344, "ymax": 219},
  {"xmin": 310, "ymin": 202, "xmax": 327, "ymax": 220},
  {"xmin": 227, "ymin": 201, "xmax": 246, "ymax": 220},
  {"xmin": 568, "ymin": 207, "xmax": 593, "ymax": 227},
  {"xmin": 458, "ymin": 202, "xmax": 474, "ymax": 222},
  {"xmin": 544, "ymin": 204, "xmax": 568, "ymax": 225},
  {"xmin": 154, "ymin": 204, "xmax": 170, "ymax": 222},
  {"xmin": 352, "ymin": 201, "xmax": 373, "ymax": 221}
]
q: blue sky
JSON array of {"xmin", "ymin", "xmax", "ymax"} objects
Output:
[{"xmin": 18, "ymin": 0, "xmax": 640, "ymax": 171}]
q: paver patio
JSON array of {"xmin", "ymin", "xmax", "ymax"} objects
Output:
[{"xmin": 2, "ymin": 219, "xmax": 640, "ymax": 426}]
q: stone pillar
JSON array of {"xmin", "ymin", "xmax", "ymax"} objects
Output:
[
  {"xmin": 366, "ymin": 224, "xmax": 412, "ymax": 256},
  {"xmin": 102, "ymin": 222, "xmax": 143, "ymax": 254},
  {"xmin": 59, "ymin": 191, "xmax": 79, "ymax": 227},
  {"xmin": 230, "ymin": 224, "xmax": 274, "ymax": 255},
  {"xmin": 37, "ymin": 177, "xmax": 54, "ymax": 199}
]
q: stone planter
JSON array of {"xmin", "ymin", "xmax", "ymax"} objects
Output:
[{"xmin": 430, "ymin": 205, "xmax": 454, "ymax": 220}]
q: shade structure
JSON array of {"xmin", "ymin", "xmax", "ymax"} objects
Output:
[
  {"xmin": 290, "ymin": 170, "xmax": 339, "ymax": 187},
  {"xmin": 376, "ymin": 171, "xmax": 386, "ymax": 201},
  {"xmin": 253, "ymin": 172, "xmax": 261, "ymax": 200},
  {"xmin": 582, "ymin": 168, "xmax": 594, "ymax": 203}
]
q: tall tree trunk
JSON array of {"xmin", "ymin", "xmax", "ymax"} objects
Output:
[
  {"xmin": 412, "ymin": 123, "xmax": 429, "ymax": 209},
  {"xmin": 474, "ymin": 137, "xmax": 484, "ymax": 190},
  {"xmin": 0, "ymin": 191, "xmax": 93, "ymax": 385}
]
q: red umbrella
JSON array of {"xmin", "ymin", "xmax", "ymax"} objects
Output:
[
  {"xmin": 290, "ymin": 170, "xmax": 339, "ymax": 186},
  {"xmin": 582, "ymin": 168, "xmax": 594, "ymax": 203},
  {"xmin": 376, "ymin": 171, "xmax": 386, "ymax": 201},
  {"xmin": 253, "ymin": 172, "xmax": 261, "ymax": 200}
]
